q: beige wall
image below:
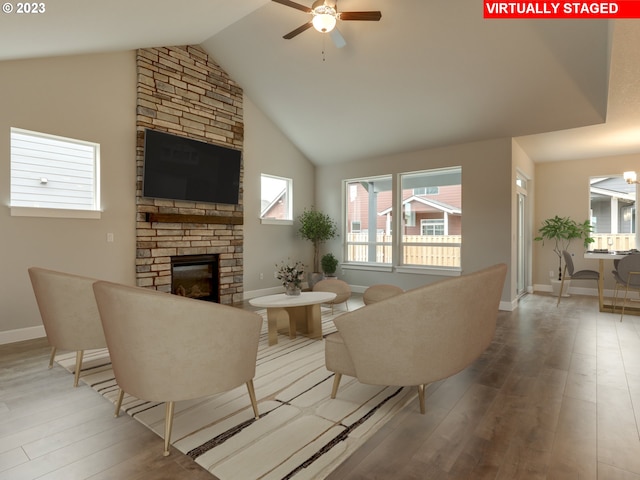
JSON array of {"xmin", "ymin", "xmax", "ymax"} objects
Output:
[
  {"xmin": 315, "ymin": 137, "xmax": 516, "ymax": 306},
  {"xmin": 533, "ymin": 153, "xmax": 639, "ymax": 292},
  {"xmin": 242, "ymin": 96, "xmax": 316, "ymax": 296},
  {"xmin": 0, "ymin": 52, "xmax": 138, "ymax": 341}
]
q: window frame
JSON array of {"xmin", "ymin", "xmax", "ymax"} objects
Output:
[
  {"xmin": 260, "ymin": 173, "xmax": 293, "ymax": 225},
  {"xmin": 342, "ymin": 167, "xmax": 462, "ymax": 276},
  {"xmin": 10, "ymin": 127, "xmax": 101, "ymax": 219}
]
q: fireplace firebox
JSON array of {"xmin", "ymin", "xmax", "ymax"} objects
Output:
[{"xmin": 171, "ymin": 254, "xmax": 219, "ymax": 303}]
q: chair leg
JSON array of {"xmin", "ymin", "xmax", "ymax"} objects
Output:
[
  {"xmin": 557, "ymin": 273, "xmax": 566, "ymax": 307},
  {"xmin": 73, "ymin": 350, "xmax": 84, "ymax": 387},
  {"xmin": 418, "ymin": 384, "xmax": 426, "ymax": 414},
  {"xmin": 246, "ymin": 380, "xmax": 259, "ymax": 419},
  {"xmin": 48, "ymin": 346, "xmax": 56, "ymax": 368},
  {"xmin": 621, "ymin": 286, "xmax": 631, "ymax": 322},
  {"xmin": 331, "ymin": 373, "xmax": 342, "ymax": 399},
  {"xmin": 114, "ymin": 389, "xmax": 125, "ymax": 417},
  {"xmin": 163, "ymin": 401, "xmax": 175, "ymax": 457}
]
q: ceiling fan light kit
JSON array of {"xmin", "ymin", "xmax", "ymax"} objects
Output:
[
  {"xmin": 311, "ymin": 5, "xmax": 337, "ymax": 33},
  {"xmin": 273, "ymin": 0, "xmax": 381, "ymax": 46}
]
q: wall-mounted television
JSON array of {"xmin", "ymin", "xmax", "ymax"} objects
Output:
[{"xmin": 142, "ymin": 129, "xmax": 241, "ymax": 205}]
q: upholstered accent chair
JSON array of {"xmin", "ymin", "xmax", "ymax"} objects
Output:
[
  {"xmin": 28, "ymin": 267, "xmax": 107, "ymax": 387},
  {"xmin": 325, "ymin": 263, "xmax": 507, "ymax": 414},
  {"xmin": 362, "ymin": 284, "xmax": 404, "ymax": 305},
  {"xmin": 313, "ymin": 278, "xmax": 352, "ymax": 313},
  {"xmin": 92, "ymin": 281, "xmax": 263, "ymax": 456}
]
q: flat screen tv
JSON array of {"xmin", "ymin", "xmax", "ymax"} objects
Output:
[{"xmin": 142, "ymin": 129, "xmax": 241, "ymax": 205}]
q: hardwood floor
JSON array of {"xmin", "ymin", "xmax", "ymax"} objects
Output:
[{"xmin": 3, "ymin": 293, "xmax": 640, "ymax": 479}]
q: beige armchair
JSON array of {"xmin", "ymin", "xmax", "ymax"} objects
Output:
[
  {"xmin": 362, "ymin": 284, "xmax": 403, "ymax": 305},
  {"xmin": 28, "ymin": 267, "xmax": 107, "ymax": 387},
  {"xmin": 325, "ymin": 263, "xmax": 507, "ymax": 414},
  {"xmin": 313, "ymin": 278, "xmax": 351, "ymax": 313},
  {"xmin": 92, "ymin": 280, "xmax": 263, "ymax": 456}
]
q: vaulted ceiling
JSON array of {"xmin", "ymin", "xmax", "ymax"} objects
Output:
[{"xmin": 2, "ymin": 0, "xmax": 639, "ymax": 165}]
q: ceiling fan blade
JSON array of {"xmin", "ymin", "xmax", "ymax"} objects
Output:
[
  {"xmin": 283, "ymin": 21, "xmax": 313, "ymax": 39},
  {"xmin": 272, "ymin": 0, "xmax": 312, "ymax": 13},
  {"xmin": 339, "ymin": 11, "xmax": 382, "ymax": 21},
  {"xmin": 330, "ymin": 28, "xmax": 346, "ymax": 48}
]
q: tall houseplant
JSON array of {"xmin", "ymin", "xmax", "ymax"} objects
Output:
[
  {"xmin": 297, "ymin": 207, "xmax": 338, "ymax": 274},
  {"xmin": 535, "ymin": 215, "xmax": 594, "ymax": 280}
]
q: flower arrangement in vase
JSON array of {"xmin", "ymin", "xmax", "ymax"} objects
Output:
[{"xmin": 275, "ymin": 260, "xmax": 305, "ymax": 296}]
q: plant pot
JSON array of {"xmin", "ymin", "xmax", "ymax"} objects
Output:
[
  {"xmin": 308, "ymin": 272, "xmax": 324, "ymax": 289},
  {"xmin": 550, "ymin": 279, "xmax": 571, "ymax": 297}
]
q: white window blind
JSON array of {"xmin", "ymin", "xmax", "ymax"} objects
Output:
[{"xmin": 10, "ymin": 128, "xmax": 100, "ymax": 213}]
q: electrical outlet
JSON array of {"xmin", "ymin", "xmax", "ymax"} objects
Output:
[
  {"xmin": 107, "ymin": 233, "xmax": 114, "ymax": 243},
  {"xmin": 549, "ymin": 270, "xmax": 554, "ymax": 278},
  {"xmin": 259, "ymin": 273, "xmax": 263, "ymax": 280}
]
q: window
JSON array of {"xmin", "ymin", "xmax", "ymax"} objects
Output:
[
  {"xmin": 400, "ymin": 167, "xmax": 461, "ymax": 268},
  {"xmin": 589, "ymin": 175, "xmax": 637, "ymax": 250},
  {"xmin": 260, "ymin": 174, "xmax": 292, "ymax": 223},
  {"xmin": 421, "ymin": 219, "xmax": 445, "ymax": 235},
  {"xmin": 10, "ymin": 128, "xmax": 100, "ymax": 218},
  {"xmin": 345, "ymin": 175, "xmax": 393, "ymax": 264},
  {"xmin": 413, "ymin": 186, "xmax": 439, "ymax": 195}
]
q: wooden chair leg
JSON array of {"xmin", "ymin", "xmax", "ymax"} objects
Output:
[
  {"xmin": 331, "ymin": 373, "xmax": 342, "ymax": 399},
  {"xmin": 48, "ymin": 346, "xmax": 56, "ymax": 368},
  {"xmin": 114, "ymin": 389, "xmax": 125, "ymax": 417},
  {"xmin": 246, "ymin": 380, "xmax": 259, "ymax": 419},
  {"xmin": 418, "ymin": 384, "xmax": 426, "ymax": 414},
  {"xmin": 163, "ymin": 401, "xmax": 175, "ymax": 457},
  {"xmin": 73, "ymin": 350, "xmax": 84, "ymax": 387}
]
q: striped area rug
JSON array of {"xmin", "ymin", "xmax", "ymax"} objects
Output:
[{"xmin": 56, "ymin": 308, "xmax": 416, "ymax": 480}]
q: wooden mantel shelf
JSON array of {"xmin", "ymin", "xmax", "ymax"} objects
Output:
[{"xmin": 146, "ymin": 213, "xmax": 243, "ymax": 225}]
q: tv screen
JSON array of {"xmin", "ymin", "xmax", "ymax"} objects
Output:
[{"xmin": 142, "ymin": 129, "xmax": 241, "ymax": 205}]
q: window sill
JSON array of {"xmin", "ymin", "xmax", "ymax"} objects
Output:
[
  {"xmin": 395, "ymin": 266, "xmax": 461, "ymax": 277},
  {"xmin": 343, "ymin": 263, "xmax": 461, "ymax": 277},
  {"xmin": 10, "ymin": 206, "xmax": 101, "ymax": 219},
  {"xmin": 260, "ymin": 218, "xmax": 293, "ymax": 226},
  {"xmin": 342, "ymin": 263, "xmax": 394, "ymax": 273}
]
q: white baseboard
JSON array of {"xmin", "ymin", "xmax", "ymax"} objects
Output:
[{"xmin": 0, "ymin": 325, "xmax": 45, "ymax": 345}]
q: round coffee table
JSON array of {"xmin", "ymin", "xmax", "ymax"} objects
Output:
[{"xmin": 249, "ymin": 291, "xmax": 337, "ymax": 346}]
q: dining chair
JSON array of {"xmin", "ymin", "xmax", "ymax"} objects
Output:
[
  {"xmin": 612, "ymin": 254, "xmax": 640, "ymax": 321},
  {"xmin": 558, "ymin": 251, "xmax": 600, "ymax": 307}
]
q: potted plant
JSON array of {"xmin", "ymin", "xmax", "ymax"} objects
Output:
[
  {"xmin": 297, "ymin": 207, "xmax": 338, "ymax": 285},
  {"xmin": 321, "ymin": 253, "xmax": 339, "ymax": 278},
  {"xmin": 535, "ymin": 215, "xmax": 594, "ymax": 295}
]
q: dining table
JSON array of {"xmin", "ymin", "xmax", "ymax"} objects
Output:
[{"xmin": 584, "ymin": 250, "xmax": 640, "ymax": 314}]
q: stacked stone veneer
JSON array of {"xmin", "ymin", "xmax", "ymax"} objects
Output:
[{"xmin": 135, "ymin": 45, "xmax": 244, "ymax": 304}]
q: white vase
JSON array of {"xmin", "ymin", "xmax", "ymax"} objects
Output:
[
  {"xmin": 550, "ymin": 279, "xmax": 571, "ymax": 297},
  {"xmin": 285, "ymin": 283, "xmax": 301, "ymax": 296}
]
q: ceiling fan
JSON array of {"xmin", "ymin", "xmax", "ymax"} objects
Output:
[{"xmin": 272, "ymin": 0, "xmax": 382, "ymax": 48}]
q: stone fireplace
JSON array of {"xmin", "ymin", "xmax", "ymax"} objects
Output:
[{"xmin": 134, "ymin": 46, "xmax": 244, "ymax": 305}]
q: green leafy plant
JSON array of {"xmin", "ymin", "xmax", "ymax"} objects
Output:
[
  {"xmin": 534, "ymin": 215, "xmax": 594, "ymax": 280},
  {"xmin": 297, "ymin": 208, "xmax": 338, "ymax": 272},
  {"xmin": 321, "ymin": 253, "xmax": 339, "ymax": 276}
]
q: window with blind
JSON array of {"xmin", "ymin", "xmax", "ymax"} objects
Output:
[{"xmin": 10, "ymin": 128, "xmax": 100, "ymax": 218}]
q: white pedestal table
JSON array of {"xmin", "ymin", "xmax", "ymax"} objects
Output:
[{"xmin": 249, "ymin": 291, "xmax": 337, "ymax": 346}]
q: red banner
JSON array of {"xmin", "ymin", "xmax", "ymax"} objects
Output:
[{"xmin": 484, "ymin": 1, "xmax": 640, "ymax": 18}]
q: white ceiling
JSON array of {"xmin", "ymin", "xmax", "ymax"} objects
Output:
[{"xmin": 1, "ymin": 0, "xmax": 639, "ymax": 166}]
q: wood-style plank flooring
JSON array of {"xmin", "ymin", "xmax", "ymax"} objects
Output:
[{"xmin": 3, "ymin": 293, "xmax": 640, "ymax": 479}]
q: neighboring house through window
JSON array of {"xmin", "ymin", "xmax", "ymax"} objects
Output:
[
  {"xmin": 344, "ymin": 167, "xmax": 462, "ymax": 271},
  {"xmin": 10, "ymin": 127, "xmax": 101, "ymax": 218},
  {"xmin": 260, "ymin": 173, "xmax": 292, "ymax": 224}
]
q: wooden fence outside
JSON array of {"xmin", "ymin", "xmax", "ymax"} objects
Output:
[
  {"xmin": 590, "ymin": 233, "xmax": 636, "ymax": 251},
  {"xmin": 346, "ymin": 234, "xmax": 461, "ymax": 266}
]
